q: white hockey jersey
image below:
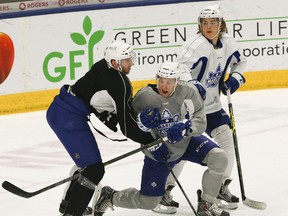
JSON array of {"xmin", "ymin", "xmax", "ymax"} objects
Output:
[{"xmin": 177, "ymin": 33, "xmax": 246, "ymax": 114}]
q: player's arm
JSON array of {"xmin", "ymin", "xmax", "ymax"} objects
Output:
[
  {"xmin": 185, "ymin": 84, "xmax": 207, "ymax": 137},
  {"xmin": 222, "ymin": 41, "xmax": 247, "ymax": 95},
  {"xmin": 111, "ymin": 81, "xmax": 155, "ymax": 144}
]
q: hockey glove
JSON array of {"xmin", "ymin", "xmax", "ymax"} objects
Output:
[
  {"xmin": 167, "ymin": 119, "xmax": 192, "ymax": 143},
  {"xmin": 191, "ymin": 79, "xmax": 206, "ymax": 101},
  {"xmin": 148, "ymin": 143, "xmax": 170, "ymax": 162},
  {"xmin": 221, "ymin": 72, "xmax": 245, "ymax": 95},
  {"xmin": 137, "ymin": 108, "xmax": 161, "ymax": 132},
  {"xmin": 97, "ymin": 111, "xmax": 118, "ymax": 132}
]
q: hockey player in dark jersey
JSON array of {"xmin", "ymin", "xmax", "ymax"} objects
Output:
[
  {"xmin": 46, "ymin": 40, "xmax": 155, "ymax": 216},
  {"xmin": 93, "ymin": 61, "xmax": 230, "ymax": 216}
]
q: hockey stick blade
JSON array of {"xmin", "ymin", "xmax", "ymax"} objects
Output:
[
  {"xmin": 2, "ymin": 181, "xmax": 36, "ymax": 198},
  {"xmin": 2, "ymin": 174, "xmax": 78, "ymax": 199},
  {"xmin": 243, "ymin": 197, "xmax": 267, "ymax": 210}
]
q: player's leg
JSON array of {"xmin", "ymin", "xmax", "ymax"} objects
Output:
[
  {"xmin": 212, "ymin": 125, "xmax": 239, "ymax": 209},
  {"xmin": 152, "ymin": 161, "xmax": 185, "ymax": 214},
  {"xmin": 207, "ymin": 109, "xmax": 239, "ymax": 209},
  {"xmin": 93, "ymin": 157, "xmax": 170, "ymax": 215},
  {"xmin": 59, "ymin": 166, "xmax": 93, "ymax": 215},
  {"xmin": 184, "ymin": 135, "xmax": 230, "ymax": 216},
  {"xmin": 47, "ymin": 86, "xmax": 104, "ymax": 216}
]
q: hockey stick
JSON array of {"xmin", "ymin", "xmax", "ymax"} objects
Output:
[
  {"xmin": 227, "ymin": 90, "xmax": 267, "ymax": 210},
  {"xmin": 2, "ymin": 137, "xmax": 164, "ymax": 199},
  {"xmin": 165, "ymin": 163, "xmax": 198, "ymax": 216}
]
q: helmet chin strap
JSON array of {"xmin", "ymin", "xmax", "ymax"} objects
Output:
[{"xmin": 116, "ymin": 60, "xmax": 123, "ymax": 72}]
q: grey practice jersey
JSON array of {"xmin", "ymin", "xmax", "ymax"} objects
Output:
[{"xmin": 132, "ymin": 82, "xmax": 206, "ymax": 162}]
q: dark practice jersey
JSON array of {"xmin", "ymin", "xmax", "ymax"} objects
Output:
[{"xmin": 71, "ymin": 58, "xmax": 154, "ymax": 145}]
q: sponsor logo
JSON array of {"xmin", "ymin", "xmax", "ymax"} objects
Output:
[
  {"xmin": 43, "ymin": 16, "xmax": 104, "ymax": 82},
  {"xmin": 58, "ymin": 0, "xmax": 88, "ymax": 7},
  {"xmin": 0, "ymin": 5, "xmax": 10, "ymax": 11},
  {"xmin": 19, "ymin": 2, "xmax": 49, "ymax": 11}
]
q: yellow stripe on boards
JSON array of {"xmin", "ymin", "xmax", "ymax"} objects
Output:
[
  {"xmin": 0, "ymin": 70, "xmax": 287, "ymax": 115},
  {"xmin": 0, "ymin": 89, "xmax": 59, "ymax": 115},
  {"xmin": 241, "ymin": 70, "xmax": 288, "ymax": 91}
]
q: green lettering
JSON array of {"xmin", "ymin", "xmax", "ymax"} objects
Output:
[
  {"xmin": 69, "ymin": 50, "xmax": 84, "ymax": 80},
  {"xmin": 43, "ymin": 52, "xmax": 66, "ymax": 82}
]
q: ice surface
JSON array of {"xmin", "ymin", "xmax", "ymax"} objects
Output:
[{"xmin": 1, "ymin": 88, "xmax": 288, "ymax": 215}]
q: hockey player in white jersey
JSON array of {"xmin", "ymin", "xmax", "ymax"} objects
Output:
[
  {"xmin": 154, "ymin": 4, "xmax": 247, "ymax": 214},
  {"xmin": 93, "ymin": 61, "xmax": 230, "ymax": 216}
]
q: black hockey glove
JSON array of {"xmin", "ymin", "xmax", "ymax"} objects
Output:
[{"xmin": 97, "ymin": 111, "xmax": 118, "ymax": 132}]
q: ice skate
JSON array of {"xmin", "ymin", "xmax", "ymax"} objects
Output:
[
  {"xmin": 93, "ymin": 186, "xmax": 116, "ymax": 216},
  {"xmin": 217, "ymin": 179, "xmax": 239, "ymax": 210},
  {"xmin": 59, "ymin": 199, "xmax": 92, "ymax": 215},
  {"xmin": 197, "ymin": 189, "xmax": 230, "ymax": 216},
  {"xmin": 152, "ymin": 185, "xmax": 179, "ymax": 214}
]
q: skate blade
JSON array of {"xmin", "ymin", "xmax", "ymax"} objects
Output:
[{"xmin": 152, "ymin": 204, "xmax": 177, "ymax": 214}]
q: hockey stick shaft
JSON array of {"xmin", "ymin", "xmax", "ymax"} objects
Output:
[
  {"xmin": 227, "ymin": 90, "xmax": 266, "ymax": 210},
  {"xmin": 2, "ymin": 137, "xmax": 164, "ymax": 199},
  {"xmin": 167, "ymin": 164, "xmax": 198, "ymax": 216},
  {"xmin": 226, "ymin": 90, "xmax": 246, "ymax": 201}
]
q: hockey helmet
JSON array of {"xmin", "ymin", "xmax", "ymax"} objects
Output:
[
  {"xmin": 104, "ymin": 40, "xmax": 136, "ymax": 68},
  {"xmin": 156, "ymin": 61, "xmax": 183, "ymax": 80},
  {"xmin": 198, "ymin": 4, "xmax": 223, "ymax": 24},
  {"xmin": 156, "ymin": 61, "xmax": 185, "ymax": 97}
]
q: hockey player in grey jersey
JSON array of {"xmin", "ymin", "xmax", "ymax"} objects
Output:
[
  {"xmin": 155, "ymin": 4, "xmax": 247, "ymax": 214},
  {"xmin": 93, "ymin": 61, "xmax": 230, "ymax": 216}
]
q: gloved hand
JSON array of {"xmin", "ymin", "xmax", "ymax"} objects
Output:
[
  {"xmin": 167, "ymin": 119, "xmax": 192, "ymax": 143},
  {"xmin": 191, "ymin": 79, "xmax": 206, "ymax": 101},
  {"xmin": 137, "ymin": 108, "xmax": 161, "ymax": 132},
  {"xmin": 97, "ymin": 111, "xmax": 118, "ymax": 132},
  {"xmin": 148, "ymin": 143, "xmax": 170, "ymax": 162},
  {"xmin": 221, "ymin": 72, "xmax": 245, "ymax": 95}
]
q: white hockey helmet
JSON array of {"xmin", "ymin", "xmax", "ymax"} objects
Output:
[
  {"xmin": 198, "ymin": 4, "xmax": 223, "ymax": 24},
  {"xmin": 104, "ymin": 40, "xmax": 136, "ymax": 68},
  {"xmin": 156, "ymin": 61, "xmax": 184, "ymax": 96},
  {"xmin": 156, "ymin": 61, "xmax": 183, "ymax": 80}
]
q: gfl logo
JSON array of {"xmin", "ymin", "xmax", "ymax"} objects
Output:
[
  {"xmin": 43, "ymin": 16, "xmax": 105, "ymax": 82},
  {"xmin": 0, "ymin": 33, "xmax": 14, "ymax": 84}
]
